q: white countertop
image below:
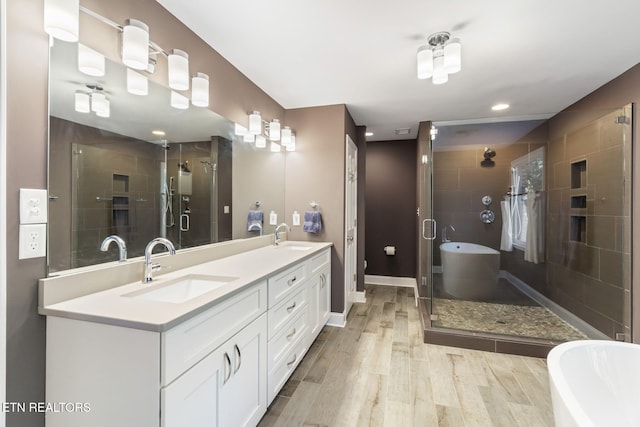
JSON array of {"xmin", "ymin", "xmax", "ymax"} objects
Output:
[{"xmin": 39, "ymin": 241, "xmax": 332, "ymax": 332}]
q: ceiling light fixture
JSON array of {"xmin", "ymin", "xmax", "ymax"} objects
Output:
[
  {"xmin": 74, "ymin": 91, "xmax": 90, "ymax": 113},
  {"xmin": 126, "ymin": 68, "xmax": 148, "ymax": 96},
  {"xmin": 44, "ymin": 0, "xmax": 79, "ymax": 42},
  {"xmin": 168, "ymin": 49, "xmax": 189, "ymax": 90},
  {"xmin": 77, "ymin": 44, "xmax": 105, "ymax": 77},
  {"xmin": 121, "ymin": 19, "xmax": 150, "ymax": 70},
  {"xmin": 191, "ymin": 72, "xmax": 209, "ymax": 107},
  {"xmin": 268, "ymin": 119, "xmax": 281, "ymax": 141},
  {"xmin": 365, "ymin": 131, "xmax": 373, "ymax": 137},
  {"xmin": 95, "ymin": 98, "xmax": 110, "ymax": 118},
  {"xmin": 152, "ymin": 130, "xmax": 166, "ymax": 136},
  {"xmin": 492, "ymin": 103, "xmax": 510, "ymax": 111},
  {"xmin": 417, "ymin": 32, "xmax": 461, "ymax": 85}
]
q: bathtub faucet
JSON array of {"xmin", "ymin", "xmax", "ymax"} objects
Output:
[{"xmin": 442, "ymin": 224, "xmax": 455, "ymax": 243}]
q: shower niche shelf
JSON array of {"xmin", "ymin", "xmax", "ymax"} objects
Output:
[
  {"xmin": 570, "ymin": 215, "xmax": 586, "ymax": 242},
  {"xmin": 570, "ymin": 195, "xmax": 587, "ymax": 209},
  {"xmin": 570, "ymin": 160, "xmax": 587, "ymax": 189}
]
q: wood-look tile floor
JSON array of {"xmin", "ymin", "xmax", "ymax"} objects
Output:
[{"xmin": 258, "ymin": 284, "xmax": 554, "ymax": 427}]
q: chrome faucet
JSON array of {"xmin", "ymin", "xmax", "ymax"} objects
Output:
[
  {"xmin": 100, "ymin": 235, "xmax": 127, "ymax": 262},
  {"xmin": 249, "ymin": 222, "xmax": 263, "ymax": 236},
  {"xmin": 142, "ymin": 237, "xmax": 176, "ymax": 283},
  {"xmin": 274, "ymin": 223, "xmax": 290, "ymax": 246},
  {"xmin": 442, "ymin": 224, "xmax": 455, "ymax": 243}
]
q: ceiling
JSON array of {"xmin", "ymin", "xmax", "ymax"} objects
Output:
[{"xmin": 156, "ymin": 0, "xmax": 640, "ymax": 141}]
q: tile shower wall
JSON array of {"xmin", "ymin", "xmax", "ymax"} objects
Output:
[{"xmin": 546, "ymin": 108, "xmax": 631, "ymax": 338}]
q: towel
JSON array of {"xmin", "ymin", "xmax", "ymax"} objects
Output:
[
  {"xmin": 303, "ymin": 211, "xmax": 322, "ymax": 234},
  {"xmin": 247, "ymin": 210, "xmax": 263, "ymax": 231},
  {"xmin": 500, "ymin": 200, "xmax": 513, "ymax": 251}
]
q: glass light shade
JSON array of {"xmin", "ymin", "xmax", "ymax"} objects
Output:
[
  {"xmin": 444, "ymin": 38, "xmax": 461, "ymax": 74},
  {"xmin": 270, "ymin": 142, "xmax": 281, "ymax": 152},
  {"xmin": 281, "ymin": 126, "xmax": 292, "ymax": 146},
  {"xmin": 255, "ymin": 134, "xmax": 266, "ymax": 148},
  {"xmin": 90, "ymin": 92, "xmax": 107, "ymax": 113},
  {"xmin": 432, "ymin": 52, "xmax": 448, "ymax": 85},
  {"xmin": 126, "ymin": 68, "xmax": 148, "ymax": 96},
  {"xmin": 249, "ymin": 111, "xmax": 262, "ymax": 135},
  {"xmin": 269, "ymin": 119, "xmax": 281, "ymax": 141},
  {"xmin": 44, "ymin": 0, "xmax": 79, "ymax": 42},
  {"xmin": 96, "ymin": 98, "xmax": 110, "ymax": 118},
  {"xmin": 168, "ymin": 49, "xmax": 189, "ymax": 91},
  {"xmin": 235, "ymin": 123, "xmax": 248, "ymax": 136},
  {"xmin": 74, "ymin": 91, "xmax": 90, "ymax": 113},
  {"xmin": 122, "ymin": 19, "xmax": 149, "ymax": 70},
  {"xmin": 286, "ymin": 134, "xmax": 296, "ymax": 152},
  {"xmin": 243, "ymin": 133, "xmax": 255, "ymax": 143},
  {"xmin": 191, "ymin": 72, "xmax": 209, "ymax": 107},
  {"xmin": 78, "ymin": 44, "xmax": 105, "ymax": 77},
  {"xmin": 416, "ymin": 45, "xmax": 433, "ymax": 79},
  {"xmin": 170, "ymin": 91, "xmax": 189, "ymax": 110}
]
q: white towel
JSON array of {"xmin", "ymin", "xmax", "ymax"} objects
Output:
[
  {"xmin": 500, "ymin": 200, "xmax": 513, "ymax": 252},
  {"xmin": 524, "ymin": 192, "xmax": 544, "ymax": 263}
]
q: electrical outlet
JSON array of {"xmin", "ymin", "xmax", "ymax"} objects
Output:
[
  {"xmin": 20, "ymin": 188, "xmax": 48, "ymax": 224},
  {"xmin": 19, "ymin": 224, "xmax": 46, "ymax": 259}
]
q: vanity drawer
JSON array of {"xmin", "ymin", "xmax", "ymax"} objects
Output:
[
  {"xmin": 308, "ymin": 248, "xmax": 330, "ymax": 275},
  {"xmin": 161, "ymin": 281, "xmax": 267, "ymax": 386},
  {"xmin": 268, "ymin": 263, "xmax": 306, "ymax": 307},
  {"xmin": 268, "ymin": 307, "xmax": 308, "ymax": 370},
  {"xmin": 268, "ymin": 286, "xmax": 307, "ymax": 339},
  {"xmin": 267, "ymin": 332, "xmax": 308, "ymax": 403}
]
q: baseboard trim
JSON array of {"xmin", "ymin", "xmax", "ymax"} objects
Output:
[
  {"xmin": 327, "ymin": 312, "xmax": 346, "ymax": 328},
  {"xmin": 353, "ymin": 290, "xmax": 366, "ymax": 303},
  {"xmin": 365, "ymin": 275, "xmax": 416, "ymax": 288}
]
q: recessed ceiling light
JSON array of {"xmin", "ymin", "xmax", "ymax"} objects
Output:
[
  {"xmin": 395, "ymin": 128, "xmax": 411, "ymax": 135},
  {"xmin": 491, "ymin": 103, "xmax": 510, "ymax": 111},
  {"xmin": 152, "ymin": 130, "xmax": 166, "ymax": 136},
  {"xmin": 365, "ymin": 132, "xmax": 374, "ymax": 137}
]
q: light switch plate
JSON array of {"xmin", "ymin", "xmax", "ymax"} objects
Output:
[
  {"xmin": 20, "ymin": 188, "xmax": 48, "ymax": 224},
  {"xmin": 19, "ymin": 224, "xmax": 47, "ymax": 259}
]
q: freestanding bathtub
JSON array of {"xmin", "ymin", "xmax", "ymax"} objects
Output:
[
  {"xmin": 440, "ymin": 242, "xmax": 499, "ymax": 300},
  {"xmin": 547, "ymin": 340, "xmax": 640, "ymax": 427}
]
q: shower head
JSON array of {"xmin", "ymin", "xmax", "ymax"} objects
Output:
[{"xmin": 484, "ymin": 147, "xmax": 496, "ymax": 159}]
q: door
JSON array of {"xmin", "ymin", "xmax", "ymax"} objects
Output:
[
  {"xmin": 344, "ymin": 135, "xmax": 358, "ymax": 317},
  {"xmin": 417, "ymin": 123, "xmax": 435, "ymax": 300}
]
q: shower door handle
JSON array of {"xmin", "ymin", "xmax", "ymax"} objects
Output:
[{"xmin": 422, "ymin": 219, "xmax": 437, "ymax": 240}]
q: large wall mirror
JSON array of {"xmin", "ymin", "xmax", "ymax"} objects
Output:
[{"xmin": 48, "ymin": 39, "xmax": 286, "ymax": 274}]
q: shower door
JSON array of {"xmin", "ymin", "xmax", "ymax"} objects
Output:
[{"xmin": 416, "ymin": 122, "xmax": 435, "ymax": 300}]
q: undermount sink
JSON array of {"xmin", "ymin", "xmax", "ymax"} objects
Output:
[
  {"xmin": 283, "ymin": 245, "xmax": 312, "ymax": 251},
  {"xmin": 123, "ymin": 274, "xmax": 238, "ymax": 304}
]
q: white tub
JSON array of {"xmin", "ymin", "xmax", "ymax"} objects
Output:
[
  {"xmin": 547, "ymin": 340, "xmax": 640, "ymax": 427},
  {"xmin": 440, "ymin": 242, "xmax": 499, "ymax": 300}
]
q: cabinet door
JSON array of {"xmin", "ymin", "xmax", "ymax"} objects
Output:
[
  {"xmin": 319, "ymin": 267, "xmax": 331, "ymax": 327},
  {"xmin": 308, "ymin": 272, "xmax": 321, "ymax": 338},
  {"xmin": 161, "ymin": 346, "xmax": 223, "ymax": 427},
  {"xmin": 220, "ymin": 313, "xmax": 268, "ymax": 427}
]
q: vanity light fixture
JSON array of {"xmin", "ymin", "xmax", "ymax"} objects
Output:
[
  {"xmin": 74, "ymin": 90, "xmax": 90, "ymax": 113},
  {"xmin": 281, "ymin": 126, "xmax": 292, "ymax": 146},
  {"xmin": 249, "ymin": 111, "xmax": 262, "ymax": 135},
  {"xmin": 126, "ymin": 68, "xmax": 148, "ymax": 96},
  {"xmin": 270, "ymin": 142, "xmax": 281, "ymax": 152},
  {"xmin": 77, "ymin": 44, "xmax": 105, "ymax": 77},
  {"xmin": 191, "ymin": 72, "xmax": 209, "ymax": 107},
  {"xmin": 170, "ymin": 91, "xmax": 189, "ymax": 110},
  {"xmin": 243, "ymin": 133, "xmax": 255, "ymax": 143},
  {"xmin": 286, "ymin": 133, "xmax": 296, "ymax": 152},
  {"xmin": 44, "ymin": 0, "xmax": 79, "ymax": 42},
  {"xmin": 417, "ymin": 31, "xmax": 462, "ymax": 85},
  {"xmin": 255, "ymin": 134, "xmax": 266, "ymax": 148},
  {"xmin": 168, "ymin": 49, "xmax": 189, "ymax": 91},
  {"xmin": 122, "ymin": 19, "xmax": 150, "ymax": 70},
  {"xmin": 268, "ymin": 119, "xmax": 281, "ymax": 141},
  {"xmin": 234, "ymin": 123, "xmax": 248, "ymax": 136}
]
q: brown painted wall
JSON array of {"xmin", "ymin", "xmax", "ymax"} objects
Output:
[{"xmin": 365, "ymin": 139, "xmax": 417, "ymax": 277}]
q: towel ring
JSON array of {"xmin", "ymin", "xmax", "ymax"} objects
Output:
[
  {"xmin": 255, "ymin": 201, "xmax": 261, "ymax": 207},
  {"xmin": 310, "ymin": 201, "xmax": 319, "ymax": 209}
]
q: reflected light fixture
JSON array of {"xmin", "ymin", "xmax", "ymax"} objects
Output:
[
  {"xmin": 90, "ymin": 91, "xmax": 107, "ymax": 114},
  {"xmin": 74, "ymin": 91, "xmax": 90, "ymax": 113},
  {"xmin": 44, "ymin": 0, "xmax": 79, "ymax": 42},
  {"xmin": 243, "ymin": 133, "xmax": 255, "ymax": 143},
  {"xmin": 126, "ymin": 68, "xmax": 148, "ymax": 96},
  {"xmin": 78, "ymin": 44, "xmax": 105, "ymax": 77},
  {"xmin": 234, "ymin": 123, "xmax": 248, "ymax": 136},
  {"xmin": 95, "ymin": 98, "xmax": 110, "ymax": 118},
  {"xmin": 170, "ymin": 91, "xmax": 189, "ymax": 110},
  {"xmin": 286, "ymin": 133, "xmax": 296, "ymax": 152},
  {"xmin": 270, "ymin": 142, "xmax": 281, "ymax": 152},
  {"xmin": 122, "ymin": 19, "xmax": 150, "ymax": 70},
  {"xmin": 269, "ymin": 119, "xmax": 281, "ymax": 141},
  {"xmin": 168, "ymin": 49, "xmax": 189, "ymax": 91},
  {"xmin": 417, "ymin": 31, "xmax": 461, "ymax": 85},
  {"xmin": 249, "ymin": 111, "xmax": 262, "ymax": 135},
  {"xmin": 281, "ymin": 126, "xmax": 292, "ymax": 146},
  {"xmin": 191, "ymin": 72, "xmax": 209, "ymax": 107},
  {"xmin": 255, "ymin": 134, "xmax": 266, "ymax": 148}
]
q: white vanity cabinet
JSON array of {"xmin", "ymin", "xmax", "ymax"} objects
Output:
[{"xmin": 308, "ymin": 250, "xmax": 331, "ymax": 340}]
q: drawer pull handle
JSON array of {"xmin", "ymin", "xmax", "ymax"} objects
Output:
[
  {"xmin": 287, "ymin": 328, "xmax": 296, "ymax": 340},
  {"xmin": 286, "ymin": 301, "xmax": 296, "ymax": 313},
  {"xmin": 287, "ymin": 276, "xmax": 297, "ymax": 286},
  {"xmin": 287, "ymin": 353, "xmax": 297, "ymax": 368},
  {"xmin": 320, "ymin": 273, "xmax": 326, "ymax": 288},
  {"xmin": 234, "ymin": 344, "xmax": 241, "ymax": 374},
  {"xmin": 223, "ymin": 352, "xmax": 232, "ymax": 384}
]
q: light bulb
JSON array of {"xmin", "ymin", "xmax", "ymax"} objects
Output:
[
  {"xmin": 170, "ymin": 91, "xmax": 189, "ymax": 110},
  {"xmin": 255, "ymin": 134, "xmax": 266, "ymax": 148},
  {"xmin": 191, "ymin": 72, "xmax": 209, "ymax": 107},
  {"xmin": 126, "ymin": 68, "xmax": 148, "ymax": 96},
  {"xmin": 122, "ymin": 19, "xmax": 149, "ymax": 70},
  {"xmin": 44, "ymin": 0, "xmax": 79, "ymax": 42},
  {"xmin": 286, "ymin": 134, "xmax": 296, "ymax": 151},
  {"xmin": 78, "ymin": 44, "xmax": 105, "ymax": 77},
  {"xmin": 269, "ymin": 119, "xmax": 281, "ymax": 141},
  {"xmin": 281, "ymin": 126, "xmax": 292, "ymax": 146},
  {"xmin": 168, "ymin": 49, "xmax": 189, "ymax": 91},
  {"xmin": 416, "ymin": 45, "xmax": 433, "ymax": 79},
  {"xmin": 249, "ymin": 111, "xmax": 262, "ymax": 135},
  {"xmin": 444, "ymin": 38, "xmax": 461, "ymax": 74}
]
